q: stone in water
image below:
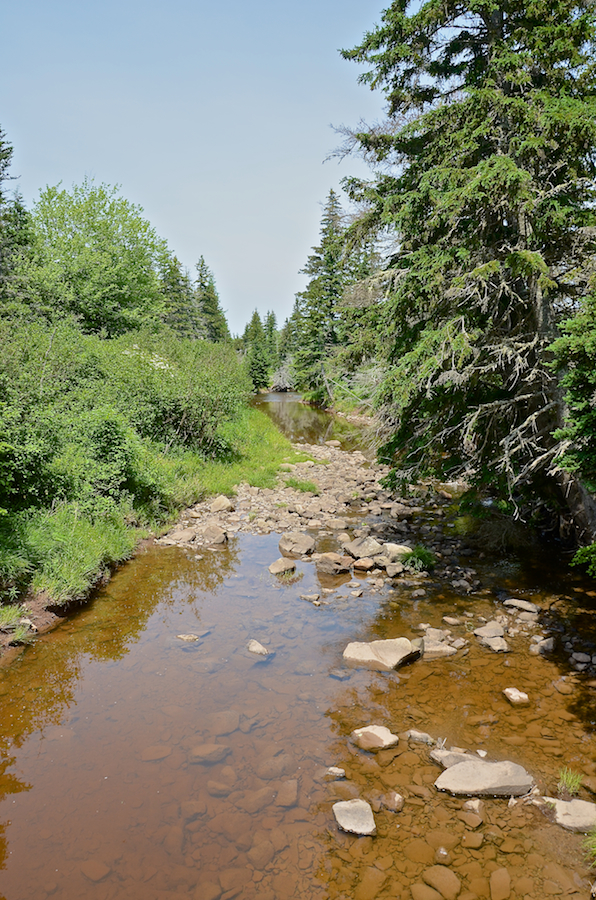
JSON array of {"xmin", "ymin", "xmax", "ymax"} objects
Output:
[
  {"xmin": 332, "ymin": 798, "xmax": 376, "ymax": 836},
  {"xmin": 435, "ymin": 759, "xmax": 534, "ymax": 796},
  {"xmin": 343, "ymin": 637, "xmax": 420, "ymax": 671},
  {"xmin": 503, "ymin": 687, "xmax": 530, "ymax": 706},
  {"xmin": 351, "ymin": 724, "xmax": 399, "ymax": 751}
]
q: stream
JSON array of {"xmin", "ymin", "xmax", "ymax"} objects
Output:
[{"xmin": 1, "ymin": 393, "xmax": 596, "ymax": 900}]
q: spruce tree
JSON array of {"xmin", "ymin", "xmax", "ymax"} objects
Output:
[
  {"xmin": 343, "ymin": 0, "xmax": 596, "ymax": 515},
  {"xmin": 194, "ymin": 256, "xmax": 230, "ymax": 342},
  {"xmin": 160, "ymin": 254, "xmax": 205, "ymax": 339}
]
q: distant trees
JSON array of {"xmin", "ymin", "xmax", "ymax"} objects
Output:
[{"xmin": 194, "ymin": 256, "xmax": 230, "ymax": 343}]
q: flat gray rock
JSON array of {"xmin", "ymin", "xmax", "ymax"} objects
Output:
[
  {"xmin": 435, "ymin": 759, "xmax": 534, "ymax": 796},
  {"xmin": 430, "ymin": 748, "xmax": 475, "ymax": 769},
  {"xmin": 278, "ymin": 532, "xmax": 315, "ymax": 557},
  {"xmin": 474, "ymin": 621, "xmax": 504, "ymax": 639},
  {"xmin": 422, "ymin": 638, "xmax": 457, "ymax": 660},
  {"xmin": 343, "ymin": 638, "xmax": 420, "ymax": 671},
  {"xmin": 247, "ymin": 639, "xmax": 271, "ymax": 657},
  {"xmin": 344, "ymin": 536, "xmax": 384, "ymax": 559},
  {"xmin": 545, "ymin": 797, "xmax": 596, "ymax": 832},
  {"xmin": 483, "ymin": 636, "xmax": 510, "ymax": 652},
  {"xmin": 504, "ymin": 597, "xmax": 540, "ymax": 614},
  {"xmin": 268, "ymin": 557, "xmax": 296, "ymax": 576},
  {"xmin": 332, "ymin": 798, "xmax": 376, "ymax": 835}
]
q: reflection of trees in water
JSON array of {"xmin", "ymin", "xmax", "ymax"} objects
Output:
[
  {"xmin": 253, "ymin": 395, "xmax": 361, "ymax": 447},
  {"xmin": 0, "ymin": 539, "xmax": 241, "ymax": 868}
]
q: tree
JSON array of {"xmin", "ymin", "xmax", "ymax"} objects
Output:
[
  {"xmin": 242, "ymin": 309, "xmax": 270, "ymax": 390},
  {"xmin": 160, "ymin": 254, "xmax": 205, "ymax": 339},
  {"xmin": 291, "ymin": 190, "xmax": 346, "ymax": 402},
  {"xmin": 14, "ymin": 179, "xmax": 168, "ymax": 335},
  {"xmin": 263, "ymin": 310, "xmax": 279, "ymax": 369},
  {"xmin": 342, "ymin": 0, "xmax": 596, "ymax": 528},
  {"xmin": 194, "ymin": 256, "xmax": 230, "ymax": 342}
]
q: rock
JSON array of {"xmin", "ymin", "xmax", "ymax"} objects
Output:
[
  {"xmin": 443, "ymin": 616, "xmax": 461, "ymax": 626},
  {"xmin": 489, "ymin": 867, "xmax": 511, "ymax": 900},
  {"xmin": 256, "ymin": 752, "xmax": 293, "ymax": 779},
  {"xmin": 502, "ymin": 687, "xmax": 530, "ymax": 706},
  {"xmin": 343, "ymin": 637, "xmax": 420, "ymax": 671},
  {"xmin": 423, "ymin": 638, "xmax": 457, "ymax": 660},
  {"xmin": 386, "ymin": 563, "xmax": 405, "ymax": 577},
  {"xmin": 195, "ymin": 882, "xmax": 221, "ymax": 900},
  {"xmin": 300, "ymin": 593, "xmax": 320, "ymax": 603},
  {"xmin": 189, "ymin": 744, "xmax": 231, "ymax": 764},
  {"xmin": 167, "ymin": 527, "xmax": 196, "ymax": 543},
  {"xmin": 380, "ymin": 791, "xmax": 404, "ymax": 812},
  {"xmin": 200, "ymin": 523, "xmax": 227, "ymax": 544},
  {"xmin": 140, "ymin": 744, "xmax": 172, "ymax": 761},
  {"xmin": 332, "ymin": 798, "xmax": 376, "ymax": 836},
  {"xmin": 275, "ymin": 779, "xmax": 298, "ymax": 807},
  {"xmin": 176, "ymin": 633, "xmax": 202, "ymax": 642},
  {"xmin": 248, "ymin": 839, "xmax": 275, "ymax": 868},
  {"xmin": 352, "ymin": 724, "xmax": 399, "ymax": 751},
  {"xmin": 354, "ymin": 866, "xmax": 388, "ymax": 900},
  {"xmin": 210, "ymin": 495, "xmax": 234, "ymax": 513},
  {"xmin": 503, "ymin": 597, "xmax": 540, "ymax": 613},
  {"xmin": 483, "ymin": 636, "xmax": 510, "ymax": 652},
  {"xmin": 430, "ymin": 748, "xmax": 475, "ymax": 768},
  {"xmin": 268, "ymin": 557, "xmax": 296, "ymax": 575},
  {"xmin": 530, "ymin": 636, "xmax": 555, "ymax": 655},
  {"xmin": 411, "ymin": 886, "xmax": 443, "ymax": 900},
  {"xmin": 353, "ymin": 557, "xmax": 375, "ymax": 571},
  {"xmin": 326, "ymin": 766, "xmax": 346, "ymax": 779},
  {"xmin": 317, "ymin": 552, "xmax": 352, "ymax": 574},
  {"xmin": 325, "ymin": 439, "xmax": 341, "ymax": 447},
  {"xmin": 406, "ymin": 729, "xmax": 434, "ymax": 745},
  {"xmin": 463, "ymin": 798, "xmax": 485, "ymax": 820},
  {"xmin": 235, "ymin": 786, "xmax": 275, "ymax": 813},
  {"xmin": 208, "ymin": 709, "xmax": 240, "ymax": 735},
  {"xmin": 474, "ymin": 621, "xmax": 504, "ymax": 639},
  {"xmin": 344, "ymin": 536, "xmax": 384, "ymax": 559},
  {"xmin": 180, "ymin": 799, "xmax": 207, "ymax": 821},
  {"xmin": 207, "ymin": 780, "xmax": 232, "ymax": 797},
  {"xmin": 247, "ymin": 639, "xmax": 272, "ymax": 657},
  {"xmin": 545, "ymin": 797, "xmax": 596, "ymax": 832},
  {"xmin": 382, "ymin": 542, "xmax": 413, "ymax": 562},
  {"xmin": 278, "ymin": 531, "xmax": 315, "ymax": 557},
  {"xmin": 80, "ymin": 861, "xmax": 111, "ymax": 882},
  {"xmin": 435, "ymin": 759, "xmax": 534, "ymax": 796},
  {"xmin": 422, "ymin": 865, "xmax": 461, "ymax": 900}
]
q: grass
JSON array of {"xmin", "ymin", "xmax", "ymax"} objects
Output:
[
  {"xmin": 0, "ymin": 604, "xmax": 24, "ymax": 630},
  {"xmin": 284, "ymin": 477, "xmax": 320, "ymax": 495},
  {"xmin": 402, "ymin": 545, "xmax": 436, "ymax": 572},
  {"xmin": 583, "ymin": 826, "xmax": 596, "ymax": 867},
  {"xmin": 557, "ymin": 767, "xmax": 583, "ymax": 797},
  {"xmin": 0, "ymin": 407, "xmax": 297, "ymax": 608}
]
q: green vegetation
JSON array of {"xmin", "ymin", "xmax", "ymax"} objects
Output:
[
  {"xmin": 557, "ymin": 767, "xmax": 584, "ymax": 797},
  {"xmin": 283, "ymin": 477, "xmax": 320, "ymax": 495},
  {"xmin": 0, "ymin": 132, "xmax": 299, "ymax": 611},
  {"xmin": 401, "ymin": 546, "xmax": 436, "ymax": 573},
  {"xmin": 583, "ymin": 826, "xmax": 596, "ymax": 866}
]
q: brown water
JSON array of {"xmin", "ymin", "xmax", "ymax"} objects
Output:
[{"xmin": 1, "ymin": 397, "xmax": 596, "ymax": 900}]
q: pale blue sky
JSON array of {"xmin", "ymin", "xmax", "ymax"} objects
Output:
[{"xmin": 1, "ymin": 0, "xmax": 386, "ymax": 334}]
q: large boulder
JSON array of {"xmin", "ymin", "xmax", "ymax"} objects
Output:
[
  {"xmin": 344, "ymin": 536, "xmax": 384, "ymax": 559},
  {"xmin": 332, "ymin": 799, "xmax": 376, "ymax": 836},
  {"xmin": 435, "ymin": 759, "xmax": 534, "ymax": 796},
  {"xmin": 343, "ymin": 638, "xmax": 420, "ymax": 671},
  {"xmin": 383, "ymin": 542, "xmax": 413, "ymax": 563},
  {"xmin": 279, "ymin": 532, "xmax": 315, "ymax": 557}
]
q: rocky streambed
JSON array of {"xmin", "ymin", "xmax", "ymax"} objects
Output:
[
  {"xmin": 3, "ymin": 422, "xmax": 596, "ymax": 900},
  {"xmin": 152, "ymin": 437, "xmax": 596, "ymax": 899}
]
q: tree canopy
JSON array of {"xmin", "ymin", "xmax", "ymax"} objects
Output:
[{"xmin": 341, "ymin": 0, "xmax": 596, "ymax": 511}]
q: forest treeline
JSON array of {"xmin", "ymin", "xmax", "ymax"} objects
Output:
[
  {"xmin": 259, "ymin": 0, "xmax": 596, "ymax": 574},
  {"xmin": 0, "ymin": 135, "xmax": 297, "ymax": 621}
]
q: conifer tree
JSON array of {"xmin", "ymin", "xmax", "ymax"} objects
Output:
[
  {"xmin": 160, "ymin": 254, "xmax": 204, "ymax": 339},
  {"xmin": 194, "ymin": 256, "xmax": 230, "ymax": 342},
  {"xmin": 343, "ymin": 0, "xmax": 596, "ymax": 517}
]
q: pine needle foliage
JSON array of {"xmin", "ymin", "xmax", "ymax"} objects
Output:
[{"xmin": 342, "ymin": 0, "xmax": 596, "ymax": 496}]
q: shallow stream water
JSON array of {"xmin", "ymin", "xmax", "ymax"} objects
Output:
[{"xmin": 1, "ymin": 395, "xmax": 596, "ymax": 900}]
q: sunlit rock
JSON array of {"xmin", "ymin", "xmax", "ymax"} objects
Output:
[
  {"xmin": 351, "ymin": 724, "xmax": 399, "ymax": 751},
  {"xmin": 343, "ymin": 637, "xmax": 420, "ymax": 671},
  {"xmin": 435, "ymin": 759, "xmax": 534, "ymax": 796},
  {"xmin": 332, "ymin": 798, "xmax": 376, "ymax": 836}
]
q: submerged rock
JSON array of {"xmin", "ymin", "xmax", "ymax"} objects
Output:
[
  {"xmin": 247, "ymin": 639, "xmax": 273, "ymax": 658},
  {"xmin": 332, "ymin": 798, "xmax": 376, "ymax": 836},
  {"xmin": 435, "ymin": 759, "xmax": 534, "ymax": 796},
  {"xmin": 343, "ymin": 637, "xmax": 420, "ymax": 671},
  {"xmin": 422, "ymin": 638, "xmax": 457, "ymax": 660}
]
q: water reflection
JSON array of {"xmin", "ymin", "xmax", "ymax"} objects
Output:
[{"xmin": 252, "ymin": 392, "xmax": 366, "ymax": 451}]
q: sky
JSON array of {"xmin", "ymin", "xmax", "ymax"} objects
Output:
[{"xmin": 1, "ymin": 0, "xmax": 387, "ymax": 335}]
